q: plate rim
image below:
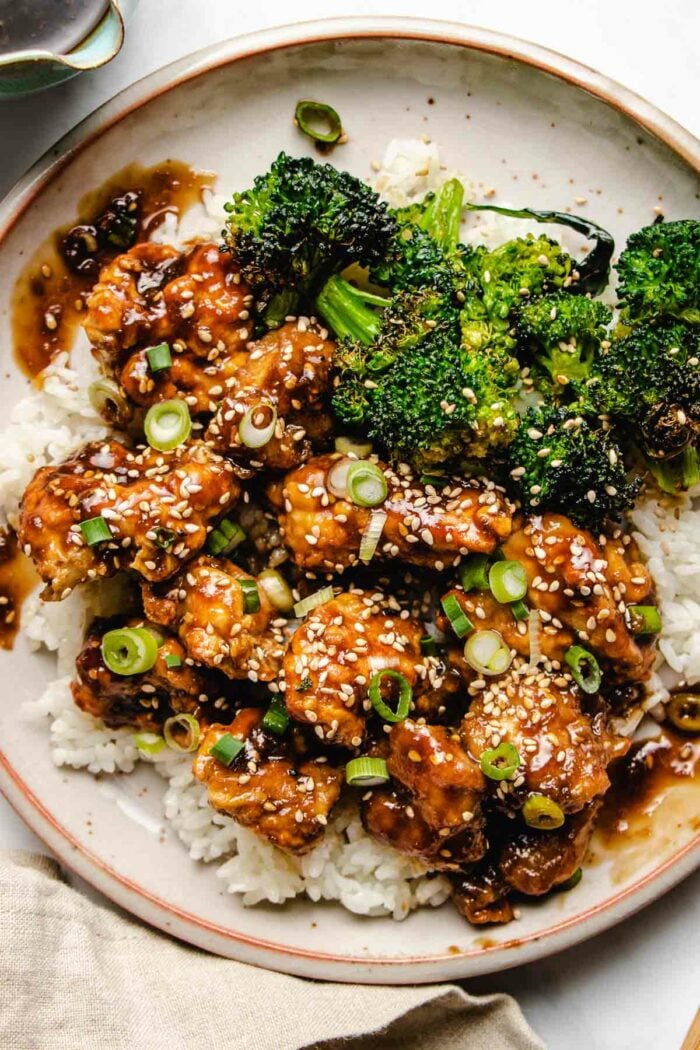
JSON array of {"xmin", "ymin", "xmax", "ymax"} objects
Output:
[{"xmin": 0, "ymin": 16, "xmax": 698, "ymax": 983}]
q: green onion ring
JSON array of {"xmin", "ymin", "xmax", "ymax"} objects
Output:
[
  {"xmin": 480, "ymin": 742, "xmax": 521, "ymax": 781},
  {"xmin": 510, "ymin": 599, "xmax": 530, "ymax": 622},
  {"xmin": 294, "ymin": 99, "xmax": 343, "ymax": 144},
  {"xmin": 522, "ymin": 794, "xmax": 565, "ymax": 830},
  {"xmin": 144, "ymin": 398, "xmax": 191, "ymax": 452},
  {"xmin": 327, "ymin": 457, "xmax": 354, "ymax": 498},
  {"xmin": 628, "ymin": 605, "xmax": 662, "ymax": 636},
  {"xmin": 164, "ymin": 652, "xmax": 182, "ymax": 669},
  {"xmin": 101, "ymin": 627, "xmax": 159, "ymax": 676},
  {"xmin": 368, "ymin": 669, "xmax": 412, "ymax": 723},
  {"xmin": 79, "ymin": 515, "xmax": 112, "ymax": 546},
  {"xmin": 293, "ymin": 585, "xmax": 334, "ymax": 618},
  {"xmin": 464, "ymin": 630, "xmax": 512, "ymax": 676},
  {"xmin": 346, "ymin": 757, "xmax": 390, "ymax": 786},
  {"xmin": 163, "ymin": 713, "xmax": 201, "ymax": 753},
  {"xmin": 238, "ymin": 402, "xmax": 277, "ymax": 448},
  {"xmin": 240, "ymin": 578, "xmax": 261, "ymax": 614},
  {"xmin": 145, "ymin": 342, "xmax": 172, "ymax": 373},
  {"xmin": 441, "ymin": 593, "xmax": 473, "ymax": 638},
  {"xmin": 207, "ymin": 519, "xmax": 246, "ymax": 557},
  {"xmin": 88, "ymin": 378, "xmax": 129, "ymax": 425},
  {"xmin": 262, "ymin": 697, "xmax": 290, "ymax": 735},
  {"xmin": 489, "ymin": 559, "xmax": 528, "ymax": 603},
  {"xmin": 667, "ymin": 693, "xmax": 700, "ymax": 734},
  {"xmin": 565, "ymin": 645, "xmax": 602, "ymax": 694},
  {"xmin": 358, "ymin": 509, "xmax": 387, "ymax": 563},
  {"xmin": 346, "ymin": 461, "xmax": 388, "ymax": 508},
  {"xmin": 258, "ymin": 569, "xmax": 294, "ymax": 613},
  {"xmin": 133, "ymin": 732, "xmax": 166, "ymax": 756},
  {"xmin": 209, "ymin": 732, "xmax": 245, "ymax": 766}
]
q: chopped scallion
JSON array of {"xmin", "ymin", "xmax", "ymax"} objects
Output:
[
  {"xmin": 441, "ymin": 594, "xmax": 473, "ymax": 638},
  {"xmin": 163, "ymin": 713, "xmax": 201, "ymax": 753},
  {"xmin": 294, "ymin": 98, "xmax": 343, "ymax": 144},
  {"xmin": 101, "ymin": 627, "xmax": 158, "ymax": 676},
  {"xmin": 207, "ymin": 519, "xmax": 246, "ymax": 557},
  {"xmin": 240, "ymin": 578, "xmax": 260, "ymax": 614},
  {"xmin": 628, "ymin": 605, "xmax": 662, "ymax": 636},
  {"xmin": 293, "ymin": 585, "xmax": 334, "ymax": 618},
  {"xmin": 144, "ymin": 398, "xmax": 191, "ymax": 452},
  {"xmin": 368, "ymin": 669, "xmax": 412, "ymax": 723},
  {"xmin": 489, "ymin": 559, "xmax": 528, "ymax": 604},
  {"xmin": 346, "ymin": 461, "xmax": 387, "ymax": 508},
  {"xmin": 459, "ymin": 554, "xmax": 490, "ymax": 592},
  {"xmin": 209, "ymin": 732, "xmax": 244, "ymax": 766},
  {"xmin": 262, "ymin": 697, "xmax": 290, "ymax": 735},
  {"xmin": 145, "ymin": 342, "xmax": 172, "ymax": 372},
  {"xmin": 346, "ymin": 756, "xmax": 390, "ymax": 786},
  {"xmin": 164, "ymin": 653, "xmax": 182, "ymax": 669},
  {"xmin": 79, "ymin": 515, "xmax": 112, "ymax": 546},
  {"xmin": 565, "ymin": 645, "xmax": 602, "ymax": 694}
]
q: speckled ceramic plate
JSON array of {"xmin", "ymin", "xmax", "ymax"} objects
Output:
[{"xmin": 0, "ymin": 18, "xmax": 698, "ymax": 983}]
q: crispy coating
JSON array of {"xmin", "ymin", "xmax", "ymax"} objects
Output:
[
  {"xmin": 206, "ymin": 321, "xmax": 335, "ymax": 471},
  {"xmin": 440, "ymin": 513, "xmax": 655, "ymax": 682},
  {"xmin": 282, "ymin": 590, "xmax": 444, "ymax": 749},
  {"xmin": 84, "ymin": 242, "xmax": 254, "ymax": 412},
  {"xmin": 461, "ymin": 670, "xmax": 628, "ymax": 814},
  {"xmin": 451, "ymin": 866, "xmax": 515, "ymax": 925},
  {"xmin": 499, "ymin": 801, "xmax": 599, "ymax": 896},
  {"xmin": 72, "ymin": 616, "xmax": 224, "ymax": 731},
  {"xmin": 270, "ymin": 453, "xmax": 514, "ymax": 574},
  {"xmin": 193, "ymin": 708, "xmax": 343, "ymax": 854},
  {"xmin": 18, "ymin": 440, "xmax": 239, "ymax": 600},
  {"xmin": 142, "ymin": 554, "xmax": 285, "ymax": 682}
]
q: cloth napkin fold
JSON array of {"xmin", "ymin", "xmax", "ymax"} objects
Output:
[{"xmin": 0, "ymin": 850, "xmax": 544, "ymax": 1050}]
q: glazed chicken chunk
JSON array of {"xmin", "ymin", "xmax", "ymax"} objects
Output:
[
  {"xmin": 461, "ymin": 670, "xmax": 628, "ymax": 814},
  {"xmin": 19, "ymin": 439, "xmax": 239, "ymax": 599},
  {"xmin": 72, "ymin": 616, "xmax": 223, "ymax": 731},
  {"xmin": 283, "ymin": 590, "xmax": 445, "ymax": 749},
  {"xmin": 142, "ymin": 554, "xmax": 285, "ymax": 682},
  {"xmin": 194, "ymin": 708, "xmax": 343, "ymax": 854},
  {"xmin": 362, "ymin": 721, "xmax": 487, "ymax": 868},
  {"xmin": 206, "ymin": 321, "xmax": 335, "ymax": 471},
  {"xmin": 270, "ymin": 453, "xmax": 514, "ymax": 574},
  {"xmin": 84, "ymin": 242, "xmax": 254, "ymax": 414},
  {"xmin": 440, "ymin": 513, "xmax": 655, "ymax": 682}
]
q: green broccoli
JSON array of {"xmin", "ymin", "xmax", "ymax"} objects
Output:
[
  {"xmin": 507, "ymin": 404, "xmax": 639, "ymax": 530},
  {"xmin": 515, "ymin": 291, "xmax": 612, "ymax": 393},
  {"xmin": 591, "ymin": 318, "xmax": 700, "ymax": 492},
  {"xmin": 323, "ymin": 276, "xmax": 520, "ymax": 469},
  {"xmin": 615, "ymin": 219, "xmax": 700, "ymax": 324},
  {"xmin": 221, "ymin": 152, "xmax": 397, "ymax": 325}
]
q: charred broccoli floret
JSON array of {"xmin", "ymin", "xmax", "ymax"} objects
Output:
[
  {"xmin": 222, "ymin": 152, "xmax": 397, "ymax": 324},
  {"xmin": 591, "ymin": 319, "xmax": 700, "ymax": 492},
  {"xmin": 507, "ymin": 404, "xmax": 639, "ymax": 530},
  {"xmin": 322, "ymin": 275, "xmax": 520, "ymax": 469},
  {"xmin": 515, "ymin": 292, "xmax": 612, "ymax": 394},
  {"xmin": 615, "ymin": 219, "xmax": 700, "ymax": 324}
]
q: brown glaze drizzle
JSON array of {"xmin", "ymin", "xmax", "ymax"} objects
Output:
[
  {"xmin": 11, "ymin": 160, "xmax": 215, "ymax": 379},
  {"xmin": 0, "ymin": 530, "xmax": 38, "ymax": 649}
]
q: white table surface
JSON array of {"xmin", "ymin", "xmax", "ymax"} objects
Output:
[{"xmin": 1, "ymin": 2, "xmax": 698, "ymax": 1047}]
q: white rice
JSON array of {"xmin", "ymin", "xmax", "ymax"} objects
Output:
[{"xmin": 5, "ymin": 139, "xmax": 697, "ymax": 919}]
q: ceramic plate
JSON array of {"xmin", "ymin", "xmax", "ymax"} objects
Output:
[{"xmin": 0, "ymin": 17, "xmax": 698, "ymax": 983}]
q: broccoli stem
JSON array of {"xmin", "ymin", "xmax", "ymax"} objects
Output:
[
  {"xmin": 420, "ymin": 179, "xmax": 464, "ymax": 252},
  {"xmin": 263, "ymin": 288, "xmax": 300, "ymax": 329},
  {"xmin": 646, "ymin": 446, "xmax": 700, "ymax": 493},
  {"xmin": 315, "ymin": 274, "xmax": 388, "ymax": 345},
  {"xmin": 465, "ymin": 202, "xmax": 614, "ymax": 295}
]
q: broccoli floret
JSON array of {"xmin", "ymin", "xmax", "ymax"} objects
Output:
[
  {"xmin": 507, "ymin": 404, "xmax": 639, "ymax": 530},
  {"xmin": 221, "ymin": 152, "xmax": 397, "ymax": 323},
  {"xmin": 593, "ymin": 319, "xmax": 700, "ymax": 458},
  {"xmin": 323, "ymin": 276, "xmax": 520, "ymax": 469},
  {"xmin": 515, "ymin": 292, "xmax": 612, "ymax": 393},
  {"xmin": 615, "ymin": 219, "xmax": 700, "ymax": 324}
]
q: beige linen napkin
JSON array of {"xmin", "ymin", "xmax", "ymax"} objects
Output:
[{"xmin": 0, "ymin": 851, "xmax": 544, "ymax": 1050}]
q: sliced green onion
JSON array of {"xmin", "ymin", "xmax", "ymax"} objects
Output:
[
  {"xmin": 163, "ymin": 713, "xmax": 201, "ymax": 753},
  {"xmin": 346, "ymin": 757, "xmax": 390, "ymax": 786},
  {"xmin": 522, "ymin": 794, "xmax": 565, "ymax": 830},
  {"xmin": 145, "ymin": 342, "xmax": 172, "ymax": 372},
  {"xmin": 558, "ymin": 868, "xmax": 583, "ymax": 892},
  {"xmin": 327, "ymin": 457, "xmax": 353, "ymax": 498},
  {"xmin": 88, "ymin": 378, "xmax": 129, "ymax": 424},
  {"xmin": 153, "ymin": 527, "xmax": 176, "ymax": 550},
  {"xmin": 628, "ymin": 605, "xmax": 662, "ymax": 636},
  {"xmin": 460, "ymin": 554, "xmax": 490, "ymax": 593},
  {"xmin": 368, "ymin": 669, "xmax": 412, "ymax": 723},
  {"xmin": 420, "ymin": 635, "xmax": 439, "ymax": 657},
  {"xmin": 258, "ymin": 569, "xmax": 294, "ymax": 613},
  {"xmin": 262, "ymin": 697, "xmax": 290, "ymax": 735},
  {"xmin": 480, "ymin": 742, "xmax": 521, "ymax": 781},
  {"xmin": 346, "ymin": 461, "xmax": 387, "ymax": 508},
  {"xmin": 293, "ymin": 585, "xmax": 334, "ymax": 618},
  {"xmin": 359, "ymin": 509, "xmax": 387, "ymax": 563},
  {"xmin": 209, "ymin": 732, "xmax": 245, "ymax": 766},
  {"xmin": 238, "ymin": 402, "xmax": 277, "ymax": 448},
  {"xmin": 101, "ymin": 627, "xmax": 158, "ymax": 676},
  {"xmin": 207, "ymin": 519, "xmax": 246, "ymax": 557},
  {"xmin": 295, "ymin": 98, "xmax": 343, "ymax": 144},
  {"xmin": 164, "ymin": 653, "xmax": 182, "ymax": 669},
  {"xmin": 144, "ymin": 399, "xmax": 191, "ymax": 451},
  {"xmin": 240, "ymin": 578, "xmax": 260, "ymax": 614},
  {"xmin": 667, "ymin": 693, "xmax": 700, "ymax": 733},
  {"xmin": 441, "ymin": 594, "xmax": 473, "ymax": 638},
  {"xmin": 510, "ymin": 599, "xmax": 530, "ymax": 622},
  {"xmin": 489, "ymin": 560, "xmax": 528, "ymax": 603},
  {"xmin": 528, "ymin": 609, "xmax": 542, "ymax": 667},
  {"xmin": 565, "ymin": 645, "xmax": 602, "ymax": 694},
  {"xmin": 334, "ymin": 436, "xmax": 372, "ymax": 458},
  {"xmin": 464, "ymin": 630, "xmax": 512, "ymax": 676},
  {"xmin": 133, "ymin": 732, "xmax": 166, "ymax": 756},
  {"xmin": 79, "ymin": 515, "xmax": 112, "ymax": 546}
]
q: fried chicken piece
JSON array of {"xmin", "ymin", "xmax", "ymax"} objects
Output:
[
  {"xmin": 71, "ymin": 616, "xmax": 226, "ymax": 731},
  {"xmin": 451, "ymin": 866, "xmax": 515, "ymax": 925},
  {"xmin": 193, "ymin": 708, "xmax": 343, "ymax": 854},
  {"xmin": 84, "ymin": 242, "xmax": 254, "ymax": 412},
  {"xmin": 499, "ymin": 801, "xmax": 600, "ymax": 896},
  {"xmin": 269, "ymin": 454, "xmax": 514, "ymax": 574},
  {"xmin": 461, "ymin": 670, "xmax": 628, "ymax": 814},
  {"xmin": 18, "ymin": 440, "xmax": 239, "ymax": 600},
  {"xmin": 206, "ymin": 321, "xmax": 335, "ymax": 471},
  {"xmin": 142, "ymin": 555, "xmax": 285, "ymax": 682},
  {"xmin": 283, "ymin": 590, "xmax": 444, "ymax": 749}
]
